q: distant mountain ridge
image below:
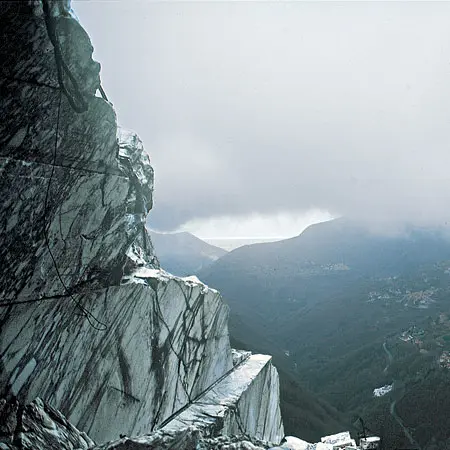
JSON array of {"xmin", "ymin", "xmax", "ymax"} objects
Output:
[
  {"xmin": 201, "ymin": 218, "xmax": 450, "ymax": 280},
  {"xmin": 149, "ymin": 230, "xmax": 227, "ymax": 276},
  {"xmin": 204, "ymin": 237, "xmax": 286, "ymax": 251}
]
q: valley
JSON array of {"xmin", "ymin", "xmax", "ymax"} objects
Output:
[{"xmin": 197, "ymin": 219, "xmax": 450, "ymax": 449}]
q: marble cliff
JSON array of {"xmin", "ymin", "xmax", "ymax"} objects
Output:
[{"xmin": 0, "ymin": 1, "xmax": 284, "ymax": 448}]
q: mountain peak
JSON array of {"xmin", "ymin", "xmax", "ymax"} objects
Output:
[{"xmin": 149, "ymin": 230, "xmax": 227, "ymax": 276}]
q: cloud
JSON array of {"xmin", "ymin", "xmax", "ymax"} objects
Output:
[
  {"xmin": 74, "ymin": 0, "xmax": 450, "ymax": 232},
  {"xmin": 177, "ymin": 210, "xmax": 334, "ymax": 239}
]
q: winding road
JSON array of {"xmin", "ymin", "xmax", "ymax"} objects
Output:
[
  {"xmin": 382, "ymin": 342, "xmax": 393, "ymax": 374},
  {"xmin": 382, "ymin": 341, "xmax": 422, "ymax": 450}
]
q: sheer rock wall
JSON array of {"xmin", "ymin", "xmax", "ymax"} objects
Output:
[
  {"xmin": 1, "ymin": 269, "xmax": 232, "ymax": 443},
  {"xmin": 0, "ymin": 0, "xmax": 157, "ymax": 303},
  {"xmin": 0, "ymin": 1, "xmax": 284, "ymax": 447}
]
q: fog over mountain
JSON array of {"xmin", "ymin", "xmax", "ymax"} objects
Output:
[{"xmin": 74, "ymin": 1, "xmax": 450, "ymax": 234}]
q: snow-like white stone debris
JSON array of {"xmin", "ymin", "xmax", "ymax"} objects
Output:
[
  {"xmin": 315, "ymin": 444, "xmax": 334, "ymax": 450},
  {"xmin": 232, "ymin": 349, "xmax": 252, "ymax": 366},
  {"xmin": 321, "ymin": 431, "xmax": 352, "ymax": 446},
  {"xmin": 283, "ymin": 435, "xmax": 311, "ymax": 449},
  {"xmin": 132, "ymin": 266, "xmax": 171, "ymax": 280},
  {"xmin": 373, "ymin": 384, "xmax": 393, "ymax": 397},
  {"xmin": 182, "ymin": 274, "xmax": 206, "ymax": 285},
  {"xmin": 318, "ymin": 431, "xmax": 356, "ymax": 449},
  {"xmin": 131, "ymin": 267, "xmax": 218, "ymax": 293}
]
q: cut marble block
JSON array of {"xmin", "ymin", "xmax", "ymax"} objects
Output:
[
  {"xmin": 162, "ymin": 354, "xmax": 284, "ymax": 445},
  {"xmin": 94, "ymin": 354, "xmax": 285, "ymax": 449}
]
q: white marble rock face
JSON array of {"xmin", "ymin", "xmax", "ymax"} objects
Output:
[
  {"xmin": 1, "ymin": 270, "xmax": 233, "ymax": 443},
  {"xmin": 93, "ymin": 355, "xmax": 284, "ymax": 449},
  {"xmin": 0, "ymin": 0, "xmax": 232, "ymax": 442},
  {"xmin": 0, "ymin": 1, "xmax": 285, "ymax": 448},
  {"xmin": 0, "ymin": 0, "xmax": 158, "ymax": 304}
]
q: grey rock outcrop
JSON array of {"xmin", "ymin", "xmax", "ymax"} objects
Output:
[
  {"xmin": 0, "ymin": 0, "xmax": 285, "ymax": 448},
  {"xmin": 0, "ymin": 397, "xmax": 94, "ymax": 450},
  {"xmin": 0, "ymin": 1, "xmax": 157, "ymax": 304}
]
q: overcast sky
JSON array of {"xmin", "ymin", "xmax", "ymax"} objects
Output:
[{"xmin": 73, "ymin": 0, "xmax": 450, "ymax": 238}]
